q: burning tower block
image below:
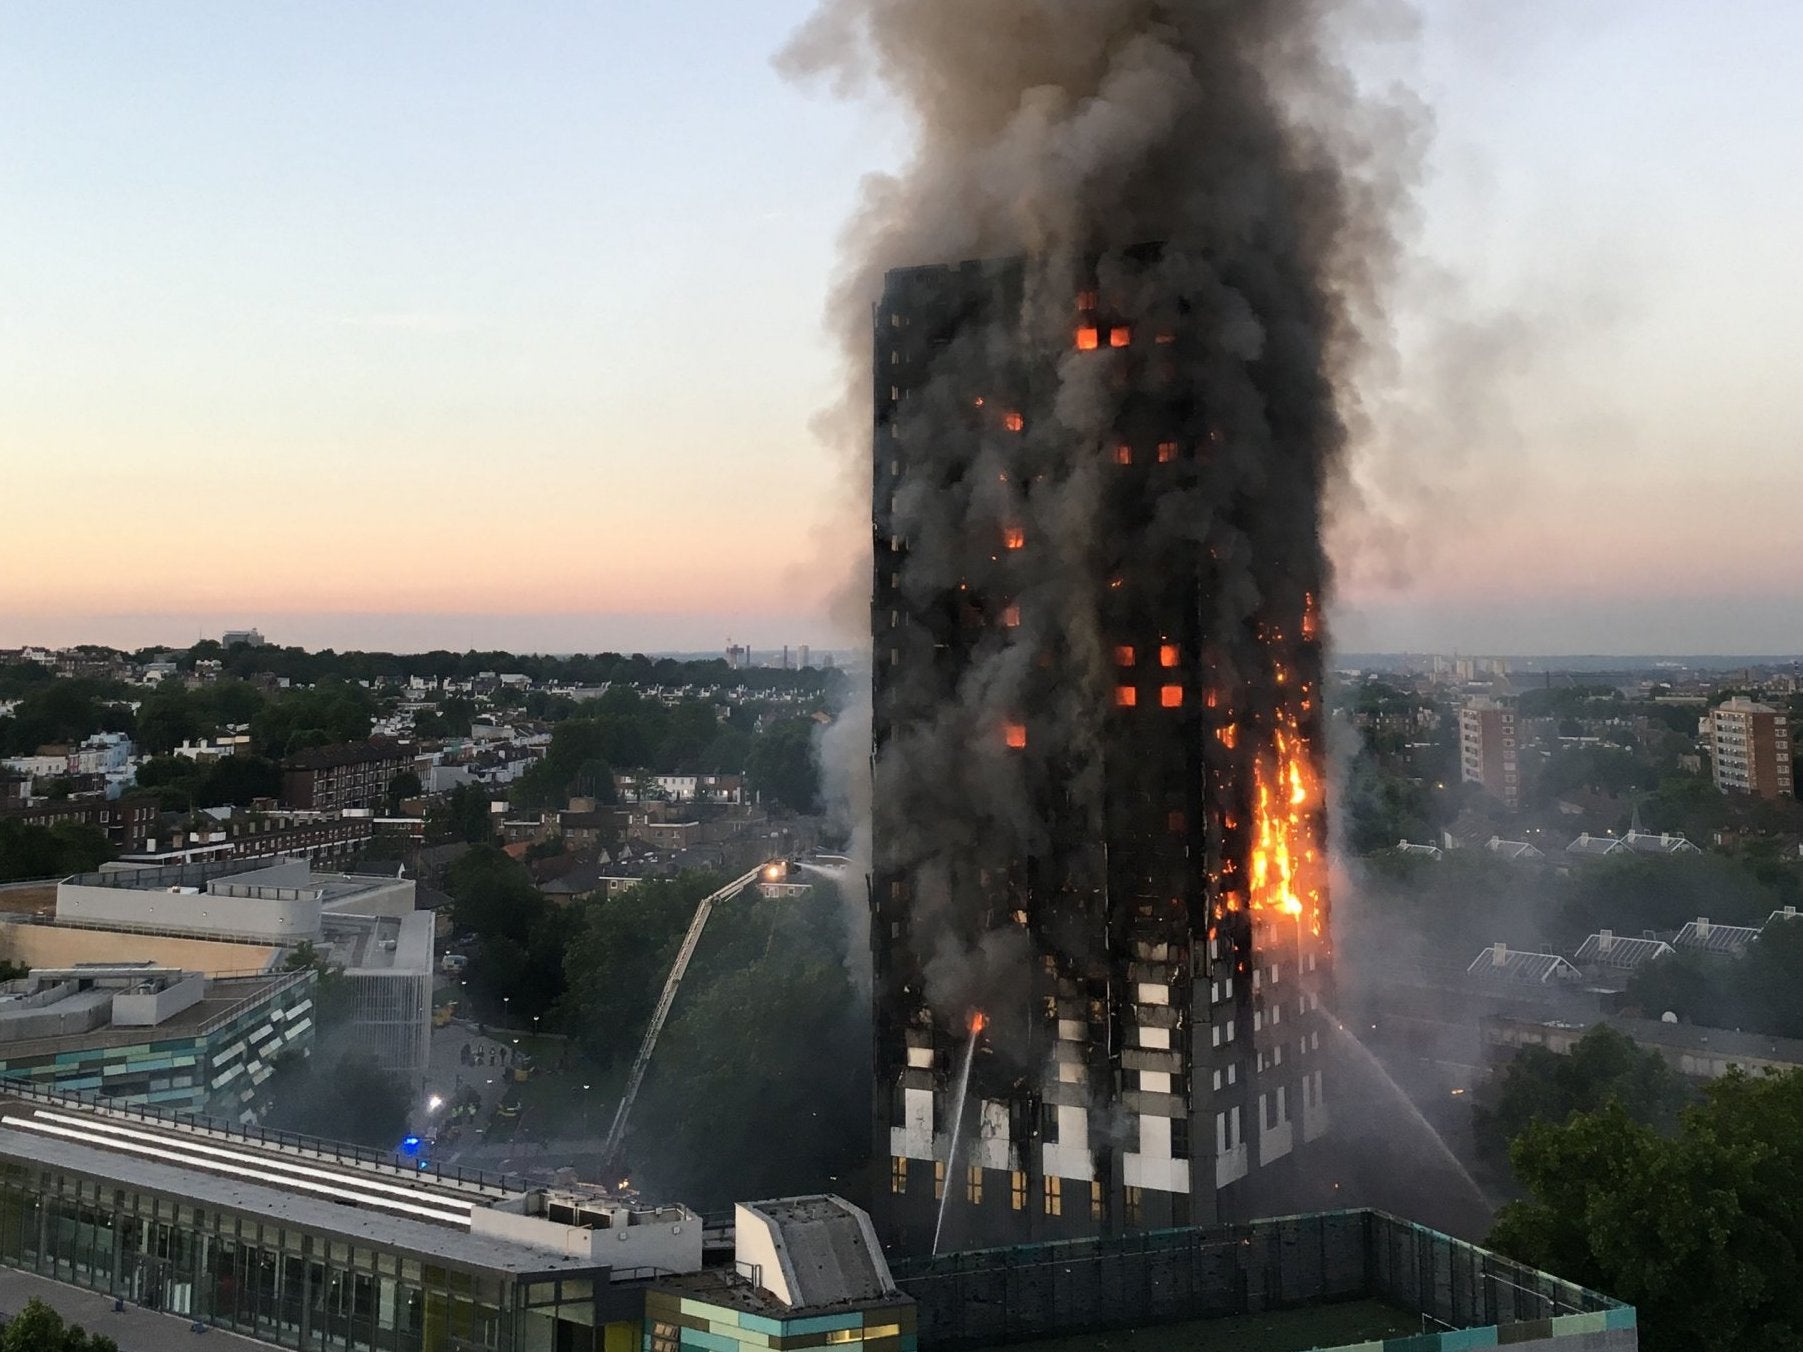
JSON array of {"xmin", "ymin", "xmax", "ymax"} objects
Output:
[{"xmin": 871, "ymin": 251, "xmax": 1333, "ymax": 1250}]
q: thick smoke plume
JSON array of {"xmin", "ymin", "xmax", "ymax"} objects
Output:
[{"xmin": 785, "ymin": 0, "xmax": 1423, "ymax": 1028}]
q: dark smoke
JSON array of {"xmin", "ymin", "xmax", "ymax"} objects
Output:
[{"xmin": 785, "ymin": 0, "xmax": 1423, "ymax": 1010}]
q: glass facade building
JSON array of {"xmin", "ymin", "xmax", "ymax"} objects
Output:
[{"xmin": 0, "ymin": 1159, "xmax": 634, "ymax": 1351}]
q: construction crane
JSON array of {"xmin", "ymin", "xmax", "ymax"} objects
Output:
[{"xmin": 600, "ymin": 861, "xmax": 789, "ymax": 1166}]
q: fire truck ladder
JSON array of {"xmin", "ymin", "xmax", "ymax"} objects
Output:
[{"xmin": 601, "ymin": 863, "xmax": 769, "ymax": 1165}]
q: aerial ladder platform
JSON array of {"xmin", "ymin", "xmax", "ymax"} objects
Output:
[{"xmin": 600, "ymin": 862, "xmax": 782, "ymax": 1165}]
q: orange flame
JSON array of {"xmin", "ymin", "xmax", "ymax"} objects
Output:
[
  {"xmin": 1248, "ymin": 713, "xmax": 1324, "ymax": 937},
  {"xmin": 969, "ymin": 1010, "xmax": 988, "ymax": 1035}
]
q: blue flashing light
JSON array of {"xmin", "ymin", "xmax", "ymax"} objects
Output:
[{"xmin": 401, "ymin": 1135, "xmax": 422, "ymax": 1155}]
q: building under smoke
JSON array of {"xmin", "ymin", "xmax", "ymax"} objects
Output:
[{"xmin": 871, "ymin": 248, "xmax": 1333, "ymax": 1250}]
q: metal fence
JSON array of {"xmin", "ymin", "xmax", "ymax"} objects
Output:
[{"xmin": 891, "ymin": 1210, "xmax": 1624, "ymax": 1350}]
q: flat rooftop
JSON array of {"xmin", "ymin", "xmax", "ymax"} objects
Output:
[
  {"xmin": 75, "ymin": 857, "xmax": 403, "ymax": 910},
  {"xmin": 0, "ymin": 1090, "xmax": 684, "ymax": 1278},
  {"xmin": 0, "ymin": 973, "xmax": 303, "ymax": 1061}
]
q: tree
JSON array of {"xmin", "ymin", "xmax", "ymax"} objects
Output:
[
  {"xmin": 1471, "ymin": 1026, "xmax": 1686, "ymax": 1180},
  {"xmin": 1491, "ymin": 1071, "xmax": 1803, "ymax": 1352},
  {"xmin": 0, "ymin": 819, "xmax": 113, "ymax": 884},
  {"xmin": 559, "ymin": 872, "xmax": 722, "ymax": 1065},
  {"xmin": 0, "ymin": 1297, "xmax": 120, "ymax": 1352},
  {"xmin": 747, "ymin": 719, "xmax": 820, "ymax": 812},
  {"xmin": 428, "ymin": 783, "xmax": 492, "ymax": 845},
  {"xmin": 627, "ymin": 882, "xmax": 867, "ymax": 1208},
  {"xmin": 385, "ymin": 769, "xmax": 422, "ymax": 817},
  {"xmin": 445, "ymin": 846, "xmax": 544, "ymax": 945}
]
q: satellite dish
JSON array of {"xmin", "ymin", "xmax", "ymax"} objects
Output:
[{"xmin": 1661, "ymin": 1011, "xmax": 1679, "ymax": 1024}]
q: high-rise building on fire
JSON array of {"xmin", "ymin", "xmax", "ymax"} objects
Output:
[{"xmin": 870, "ymin": 254, "xmax": 1333, "ymax": 1252}]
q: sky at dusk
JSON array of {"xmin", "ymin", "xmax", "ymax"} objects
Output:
[{"xmin": 3, "ymin": 2, "xmax": 1799, "ymax": 657}]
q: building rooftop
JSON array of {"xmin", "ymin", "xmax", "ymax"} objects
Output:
[
  {"xmin": 1467, "ymin": 944, "xmax": 1580, "ymax": 985},
  {"xmin": 1566, "ymin": 833, "xmax": 1625, "ymax": 857},
  {"xmin": 1672, "ymin": 918, "xmax": 1761, "ymax": 956},
  {"xmin": 1575, "ymin": 932, "xmax": 1674, "ymax": 970},
  {"xmin": 0, "ymin": 970, "xmax": 305, "ymax": 1062},
  {"xmin": 0, "ymin": 1088, "xmax": 697, "ymax": 1277},
  {"xmin": 283, "ymin": 740, "xmax": 412, "ymax": 771},
  {"xmin": 1618, "ymin": 830, "xmax": 1701, "ymax": 856}
]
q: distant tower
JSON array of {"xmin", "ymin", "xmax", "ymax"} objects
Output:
[{"xmin": 799, "ymin": 645, "xmax": 811, "ymax": 670}]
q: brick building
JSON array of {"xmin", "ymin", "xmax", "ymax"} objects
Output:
[
  {"xmin": 1707, "ymin": 697, "xmax": 1795, "ymax": 799},
  {"xmin": 280, "ymin": 740, "xmax": 413, "ymax": 811},
  {"xmin": 1459, "ymin": 696, "xmax": 1521, "ymax": 809},
  {"xmin": 0, "ymin": 795, "xmax": 160, "ymax": 852}
]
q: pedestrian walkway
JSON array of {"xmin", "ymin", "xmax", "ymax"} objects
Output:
[{"xmin": 0, "ymin": 1267, "xmax": 267, "ymax": 1352}]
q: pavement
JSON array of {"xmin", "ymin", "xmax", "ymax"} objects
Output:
[
  {"xmin": 0, "ymin": 1267, "xmax": 267, "ymax": 1352},
  {"xmin": 420, "ymin": 1019, "xmax": 528, "ymax": 1151}
]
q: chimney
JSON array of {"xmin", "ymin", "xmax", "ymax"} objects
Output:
[
  {"xmin": 1491, "ymin": 942, "xmax": 1508, "ymax": 968},
  {"xmin": 1599, "ymin": 929, "xmax": 1614, "ymax": 953}
]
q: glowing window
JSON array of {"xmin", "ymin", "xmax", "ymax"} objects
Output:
[
  {"xmin": 1161, "ymin": 686, "xmax": 1184, "ymax": 708},
  {"xmin": 1043, "ymin": 1176, "xmax": 1063, "ymax": 1217},
  {"xmin": 1109, "ymin": 326, "xmax": 1131, "ymax": 348},
  {"xmin": 1091, "ymin": 1180, "xmax": 1104, "ymax": 1221},
  {"xmin": 1005, "ymin": 724, "xmax": 1028, "ymax": 749},
  {"xmin": 890, "ymin": 1156, "xmax": 908, "ymax": 1194},
  {"xmin": 967, "ymin": 1166, "xmax": 983, "ymax": 1205},
  {"xmin": 1159, "ymin": 644, "xmax": 1180, "ymax": 668},
  {"xmin": 1077, "ymin": 290, "xmax": 1098, "ymax": 310},
  {"xmin": 933, "ymin": 1159, "xmax": 946, "ymax": 1200},
  {"xmin": 1011, "ymin": 1170, "xmax": 1027, "ymax": 1211},
  {"xmin": 1075, "ymin": 327, "xmax": 1100, "ymax": 351},
  {"xmin": 1115, "ymin": 687, "xmax": 1138, "ymax": 708},
  {"xmin": 1157, "ymin": 441, "xmax": 1179, "ymax": 463},
  {"xmin": 1114, "ymin": 444, "xmax": 1133, "ymax": 465},
  {"xmin": 1003, "ymin": 411, "xmax": 1024, "ymax": 432},
  {"xmin": 1003, "ymin": 526, "xmax": 1025, "ymax": 550},
  {"xmin": 1114, "ymin": 645, "xmax": 1137, "ymax": 667},
  {"xmin": 1002, "ymin": 604, "xmax": 1021, "ymax": 628}
]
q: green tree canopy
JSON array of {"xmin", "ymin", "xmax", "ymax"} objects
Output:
[
  {"xmin": 0, "ymin": 1296, "xmax": 120, "ymax": 1352},
  {"xmin": 747, "ymin": 719, "xmax": 820, "ymax": 813},
  {"xmin": 0, "ymin": 819, "xmax": 113, "ymax": 884},
  {"xmin": 1472, "ymin": 1026, "xmax": 1686, "ymax": 1179},
  {"xmin": 1491, "ymin": 1070, "xmax": 1803, "ymax": 1352},
  {"xmin": 559, "ymin": 871, "xmax": 723, "ymax": 1066},
  {"xmin": 445, "ymin": 846, "xmax": 544, "ymax": 945}
]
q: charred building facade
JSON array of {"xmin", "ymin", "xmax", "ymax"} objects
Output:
[{"xmin": 871, "ymin": 252, "xmax": 1334, "ymax": 1251}]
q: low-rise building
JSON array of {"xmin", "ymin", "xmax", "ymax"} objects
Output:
[
  {"xmin": 0, "ymin": 794, "xmax": 160, "ymax": 852},
  {"xmin": 0, "ymin": 965, "xmax": 313, "ymax": 1118},
  {"xmin": 281, "ymin": 741, "xmax": 413, "ymax": 812},
  {"xmin": 0, "ymin": 1086, "xmax": 701, "ymax": 1348},
  {"xmin": 1, "ymin": 858, "xmax": 432, "ymax": 1087}
]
